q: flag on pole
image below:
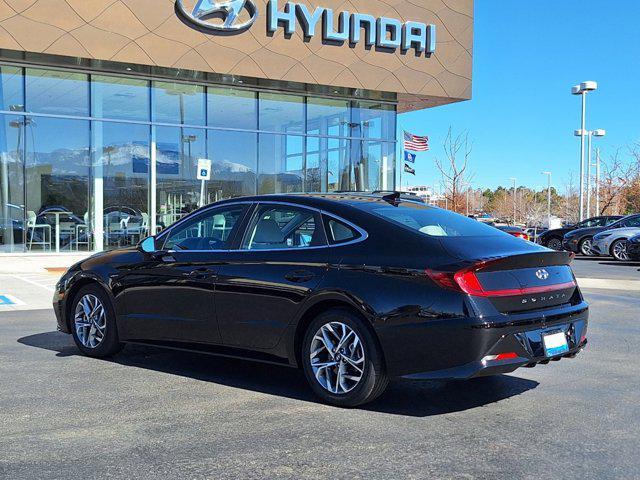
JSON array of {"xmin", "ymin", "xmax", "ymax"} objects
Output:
[
  {"xmin": 404, "ymin": 151, "xmax": 416, "ymax": 163},
  {"xmin": 404, "ymin": 163, "xmax": 416, "ymax": 175},
  {"xmin": 403, "ymin": 131, "xmax": 429, "ymax": 152}
]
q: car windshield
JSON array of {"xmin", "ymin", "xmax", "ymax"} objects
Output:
[{"xmin": 363, "ymin": 202, "xmax": 503, "ymax": 237}]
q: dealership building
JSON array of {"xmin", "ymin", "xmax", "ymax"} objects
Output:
[{"xmin": 0, "ymin": 0, "xmax": 472, "ymax": 254}]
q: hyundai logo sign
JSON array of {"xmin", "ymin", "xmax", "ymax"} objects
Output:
[
  {"xmin": 176, "ymin": 0, "xmax": 258, "ymax": 32},
  {"xmin": 535, "ymin": 269, "xmax": 550, "ymax": 280},
  {"xmin": 177, "ymin": 0, "xmax": 436, "ymax": 56}
]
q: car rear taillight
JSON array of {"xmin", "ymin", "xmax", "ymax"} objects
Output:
[
  {"xmin": 425, "ymin": 263, "xmax": 576, "ymax": 298},
  {"xmin": 512, "ymin": 232, "xmax": 530, "ymax": 241}
]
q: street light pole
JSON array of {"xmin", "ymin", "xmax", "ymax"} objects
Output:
[
  {"xmin": 572, "ymin": 81, "xmax": 598, "ymax": 222},
  {"xmin": 596, "ymin": 147, "xmax": 601, "ymax": 215},
  {"xmin": 586, "ymin": 131, "xmax": 593, "ymax": 218},
  {"xmin": 542, "ymin": 171, "xmax": 552, "ymax": 227},
  {"xmin": 510, "ymin": 177, "xmax": 517, "ymax": 225}
]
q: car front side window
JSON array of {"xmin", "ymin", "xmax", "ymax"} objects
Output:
[{"xmin": 163, "ymin": 205, "xmax": 246, "ymax": 251}]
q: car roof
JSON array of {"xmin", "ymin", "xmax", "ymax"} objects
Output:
[{"xmin": 214, "ymin": 193, "xmax": 428, "ymax": 210}]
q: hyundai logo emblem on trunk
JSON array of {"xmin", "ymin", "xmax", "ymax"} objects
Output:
[
  {"xmin": 536, "ymin": 269, "xmax": 550, "ymax": 280},
  {"xmin": 177, "ymin": 0, "xmax": 258, "ymax": 32}
]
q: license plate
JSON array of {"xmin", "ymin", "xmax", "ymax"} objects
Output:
[{"xmin": 543, "ymin": 331, "xmax": 569, "ymax": 357}]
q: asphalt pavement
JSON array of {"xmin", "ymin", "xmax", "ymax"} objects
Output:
[{"xmin": 1, "ymin": 259, "xmax": 639, "ymax": 479}]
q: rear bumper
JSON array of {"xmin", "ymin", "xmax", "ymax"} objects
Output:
[{"xmin": 380, "ymin": 301, "xmax": 589, "ymax": 378}]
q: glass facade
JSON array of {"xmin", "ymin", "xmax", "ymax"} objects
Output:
[{"xmin": 0, "ymin": 64, "xmax": 396, "ymax": 254}]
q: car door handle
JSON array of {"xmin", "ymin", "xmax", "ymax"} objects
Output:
[
  {"xmin": 187, "ymin": 268, "xmax": 217, "ymax": 279},
  {"xmin": 285, "ymin": 270, "xmax": 315, "ymax": 283}
]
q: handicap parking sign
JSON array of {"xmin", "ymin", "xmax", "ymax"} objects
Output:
[{"xmin": 197, "ymin": 159, "xmax": 212, "ymax": 180}]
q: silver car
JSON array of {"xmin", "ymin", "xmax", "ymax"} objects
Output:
[{"xmin": 592, "ymin": 224, "xmax": 640, "ymax": 261}]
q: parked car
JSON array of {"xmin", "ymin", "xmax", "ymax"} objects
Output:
[
  {"xmin": 591, "ymin": 218, "xmax": 640, "ymax": 260},
  {"xmin": 496, "ymin": 225, "xmax": 530, "ymax": 241},
  {"xmin": 54, "ymin": 193, "xmax": 588, "ymax": 407},
  {"xmin": 562, "ymin": 214, "xmax": 640, "ymax": 255},
  {"xmin": 627, "ymin": 234, "xmax": 640, "ymax": 261},
  {"xmin": 538, "ymin": 216, "xmax": 622, "ymax": 252}
]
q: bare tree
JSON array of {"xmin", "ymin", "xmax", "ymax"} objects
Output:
[
  {"xmin": 435, "ymin": 127, "xmax": 472, "ymax": 213},
  {"xmin": 598, "ymin": 148, "xmax": 636, "ymax": 215}
]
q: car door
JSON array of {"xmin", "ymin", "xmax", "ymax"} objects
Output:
[
  {"xmin": 215, "ymin": 203, "xmax": 329, "ymax": 350},
  {"xmin": 120, "ymin": 204, "xmax": 249, "ymax": 345}
]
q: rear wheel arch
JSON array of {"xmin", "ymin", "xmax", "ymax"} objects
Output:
[{"xmin": 291, "ymin": 298, "xmax": 384, "ymax": 370}]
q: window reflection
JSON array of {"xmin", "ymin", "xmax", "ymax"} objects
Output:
[
  {"xmin": 258, "ymin": 134, "xmax": 304, "ymax": 194},
  {"xmin": 26, "ymin": 69, "xmax": 89, "ymax": 117},
  {"xmin": 0, "ymin": 66, "xmax": 24, "ymax": 112},
  {"xmin": 208, "ymin": 87, "xmax": 257, "ymax": 130},
  {"xmin": 352, "ymin": 140, "xmax": 395, "ymax": 192},
  {"xmin": 92, "ymin": 75, "xmax": 150, "ymax": 121},
  {"xmin": 208, "ymin": 130, "xmax": 257, "ymax": 200},
  {"xmin": 259, "ymin": 93, "xmax": 304, "ymax": 134},
  {"xmin": 153, "ymin": 82, "xmax": 205, "ymax": 126},
  {"xmin": 156, "ymin": 126, "xmax": 206, "ymax": 229},
  {"xmin": 25, "ymin": 117, "xmax": 90, "ymax": 251},
  {"xmin": 0, "ymin": 114, "xmax": 25, "ymax": 252},
  {"xmin": 352, "ymin": 101, "xmax": 395, "ymax": 140},
  {"xmin": 307, "ymin": 97, "xmax": 349, "ymax": 136},
  {"xmin": 93, "ymin": 122, "xmax": 150, "ymax": 250}
]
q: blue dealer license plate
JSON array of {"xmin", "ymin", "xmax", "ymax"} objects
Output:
[{"xmin": 543, "ymin": 331, "xmax": 569, "ymax": 357}]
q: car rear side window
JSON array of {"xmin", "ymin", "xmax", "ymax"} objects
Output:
[
  {"xmin": 242, "ymin": 205, "xmax": 325, "ymax": 250},
  {"xmin": 367, "ymin": 203, "xmax": 503, "ymax": 237},
  {"xmin": 324, "ymin": 217, "xmax": 360, "ymax": 245}
]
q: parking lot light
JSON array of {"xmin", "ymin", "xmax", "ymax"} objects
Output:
[
  {"xmin": 509, "ymin": 177, "xmax": 517, "ymax": 225},
  {"xmin": 586, "ymin": 129, "xmax": 606, "ymax": 217},
  {"xmin": 542, "ymin": 171, "xmax": 552, "ymax": 228},
  {"xmin": 572, "ymin": 81, "xmax": 598, "ymax": 222}
]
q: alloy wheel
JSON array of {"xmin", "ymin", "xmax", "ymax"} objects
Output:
[
  {"xmin": 612, "ymin": 240, "xmax": 629, "ymax": 261},
  {"xmin": 310, "ymin": 322, "xmax": 365, "ymax": 395},
  {"xmin": 580, "ymin": 238, "xmax": 593, "ymax": 256},
  {"xmin": 74, "ymin": 294, "xmax": 107, "ymax": 349},
  {"xmin": 547, "ymin": 238, "xmax": 562, "ymax": 251}
]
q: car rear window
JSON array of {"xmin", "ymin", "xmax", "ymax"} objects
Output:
[{"xmin": 366, "ymin": 202, "xmax": 504, "ymax": 238}]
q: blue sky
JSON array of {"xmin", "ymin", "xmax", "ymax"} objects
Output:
[{"xmin": 398, "ymin": 0, "xmax": 640, "ymax": 191}]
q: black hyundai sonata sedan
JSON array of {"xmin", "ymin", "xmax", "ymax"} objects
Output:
[{"xmin": 54, "ymin": 193, "xmax": 588, "ymax": 406}]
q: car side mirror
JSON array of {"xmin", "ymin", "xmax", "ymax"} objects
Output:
[{"xmin": 139, "ymin": 236, "xmax": 157, "ymax": 253}]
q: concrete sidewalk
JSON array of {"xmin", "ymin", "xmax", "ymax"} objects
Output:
[{"xmin": 0, "ymin": 253, "xmax": 91, "ymax": 274}]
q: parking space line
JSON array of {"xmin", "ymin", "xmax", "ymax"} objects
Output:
[
  {"xmin": 0, "ymin": 274, "xmax": 56, "ymax": 292},
  {"xmin": 576, "ymin": 278, "xmax": 640, "ymax": 291}
]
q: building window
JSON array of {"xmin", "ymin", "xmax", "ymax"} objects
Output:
[
  {"xmin": 258, "ymin": 134, "xmax": 304, "ymax": 194},
  {"xmin": 26, "ymin": 69, "xmax": 89, "ymax": 117},
  {"xmin": 0, "ymin": 66, "xmax": 24, "ymax": 112},
  {"xmin": 208, "ymin": 130, "xmax": 257, "ymax": 200},
  {"xmin": 153, "ymin": 81, "xmax": 206, "ymax": 126},
  {"xmin": 25, "ymin": 117, "xmax": 90, "ymax": 252},
  {"xmin": 0, "ymin": 114, "xmax": 25, "ymax": 252},
  {"xmin": 155, "ymin": 125, "xmax": 207, "ymax": 227},
  {"xmin": 93, "ymin": 121, "xmax": 151, "ymax": 250},
  {"xmin": 259, "ymin": 93, "xmax": 304, "ymax": 134},
  {"xmin": 92, "ymin": 75, "xmax": 150, "ymax": 121},
  {"xmin": 208, "ymin": 87, "xmax": 257, "ymax": 130},
  {"xmin": 0, "ymin": 63, "xmax": 397, "ymax": 254}
]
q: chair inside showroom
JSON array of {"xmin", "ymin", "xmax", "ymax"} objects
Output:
[
  {"xmin": 26, "ymin": 211, "xmax": 51, "ymax": 251},
  {"xmin": 75, "ymin": 212, "xmax": 91, "ymax": 251}
]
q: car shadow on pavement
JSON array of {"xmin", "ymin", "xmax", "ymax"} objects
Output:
[{"xmin": 18, "ymin": 331, "xmax": 539, "ymax": 418}]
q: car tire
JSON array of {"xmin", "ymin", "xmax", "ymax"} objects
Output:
[
  {"xmin": 579, "ymin": 237, "xmax": 593, "ymax": 256},
  {"xmin": 545, "ymin": 237, "xmax": 563, "ymax": 251},
  {"xmin": 610, "ymin": 239, "xmax": 629, "ymax": 261},
  {"xmin": 301, "ymin": 308, "xmax": 388, "ymax": 407},
  {"xmin": 70, "ymin": 284, "xmax": 123, "ymax": 358}
]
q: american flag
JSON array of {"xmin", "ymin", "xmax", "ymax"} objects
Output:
[{"xmin": 404, "ymin": 131, "xmax": 429, "ymax": 152}]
